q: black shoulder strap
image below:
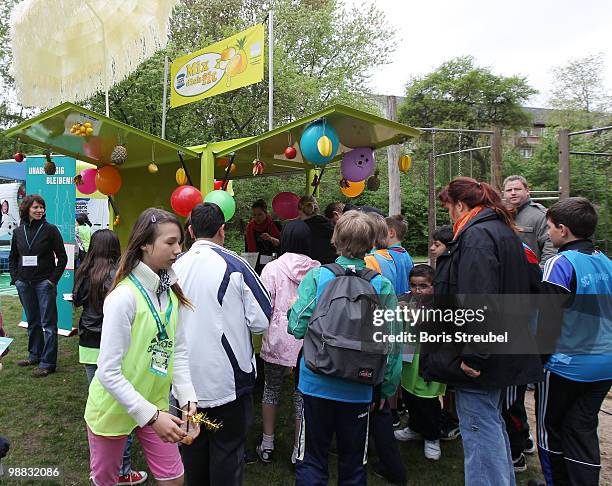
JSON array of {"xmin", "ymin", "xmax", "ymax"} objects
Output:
[
  {"xmin": 356, "ymin": 268, "xmax": 378, "ymax": 282},
  {"xmin": 322, "ymin": 263, "xmax": 346, "ymax": 278}
]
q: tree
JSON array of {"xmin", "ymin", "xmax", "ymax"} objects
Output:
[
  {"xmin": 398, "ymin": 56, "xmax": 536, "ymax": 130},
  {"xmin": 397, "ymin": 56, "xmax": 536, "ymax": 184},
  {"xmin": 548, "ymin": 53, "xmax": 612, "ymax": 129}
]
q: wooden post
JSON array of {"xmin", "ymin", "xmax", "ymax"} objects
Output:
[
  {"xmin": 428, "ymin": 154, "xmax": 435, "ymax": 266},
  {"xmin": 558, "ymin": 129, "xmax": 570, "ymax": 199},
  {"xmin": 491, "ymin": 126, "xmax": 503, "ymax": 191},
  {"xmin": 386, "ymin": 96, "xmax": 401, "ymax": 216}
]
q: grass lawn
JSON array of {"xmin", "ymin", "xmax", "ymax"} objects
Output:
[{"xmin": 0, "ymin": 295, "xmax": 544, "ymax": 485}]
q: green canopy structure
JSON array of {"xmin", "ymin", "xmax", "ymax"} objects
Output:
[{"xmin": 6, "ymin": 102, "xmax": 421, "ymax": 244}]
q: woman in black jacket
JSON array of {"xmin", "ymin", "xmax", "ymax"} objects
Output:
[
  {"xmin": 420, "ymin": 177, "xmax": 543, "ymax": 486},
  {"xmin": 298, "ymin": 196, "xmax": 337, "ymax": 264},
  {"xmin": 9, "ymin": 195, "xmax": 67, "ymax": 377}
]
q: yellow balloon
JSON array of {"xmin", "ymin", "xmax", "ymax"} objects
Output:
[
  {"xmin": 340, "ymin": 179, "xmax": 365, "ymax": 198},
  {"xmin": 317, "ymin": 135, "xmax": 333, "ymax": 157},
  {"xmin": 398, "ymin": 154, "xmax": 412, "ymax": 173},
  {"xmin": 176, "ymin": 167, "xmax": 188, "ymax": 185}
]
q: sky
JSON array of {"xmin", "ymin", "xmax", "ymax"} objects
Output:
[{"xmin": 351, "ymin": 0, "xmax": 612, "ymax": 108}]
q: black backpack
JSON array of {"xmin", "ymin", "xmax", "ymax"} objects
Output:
[{"xmin": 303, "ymin": 263, "xmax": 390, "ymax": 385}]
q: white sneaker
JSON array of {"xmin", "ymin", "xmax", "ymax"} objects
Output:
[
  {"xmin": 394, "ymin": 426, "xmax": 422, "ymax": 441},
  {"xmin": 424, "ymin": 440, "xmax": 441, "ymax": 461}
]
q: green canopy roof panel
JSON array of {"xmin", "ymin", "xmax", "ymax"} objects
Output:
[
  {"xmin": 191, "ymin": 104, "xmax": 421, "ymax": 180},
  {"xmin": 5, "ymin": 102, "xmax": 200, "ymax": 169}
]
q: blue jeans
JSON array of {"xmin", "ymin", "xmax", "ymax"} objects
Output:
[
  {"xmin": 85, "ymin": 364, "xmax": 134, "ymax": 476},
  {"xmin": 15, "ymin": 279, "xmax": 58, "ymax": 370},
  {"xmin": 455, "ymin": 387, "xmax": 515, "ymax": 486}
]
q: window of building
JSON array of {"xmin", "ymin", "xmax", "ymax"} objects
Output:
[{"xmin": 520, "ymin": 147, "xmax": 533, "ymax": 159}]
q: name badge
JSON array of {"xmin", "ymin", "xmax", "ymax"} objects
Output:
[
  {"xmin": 22, "ymin": 255, "xmax": 38, "ymax": 267},
  {"xmin": 149, "ymin": 346, "xmax": 170, "ymax": 377}
]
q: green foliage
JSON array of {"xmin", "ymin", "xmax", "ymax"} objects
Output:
[{"xmin": 398, "ymin": 56, "xmax": 536, "ymax": 131}]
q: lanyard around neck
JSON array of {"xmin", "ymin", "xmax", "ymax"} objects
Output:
[
  {"xmin": 128, "ymin": 274, "xmax": 172, "ymax": 341},
  {"xmin": 24, "ymin": 222, "xmax": 44, "ymax": 250}
]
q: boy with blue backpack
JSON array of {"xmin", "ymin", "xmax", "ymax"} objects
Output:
[
  {"xmin": 536, "ymin": 197, "xmax": 612, "ymax": 486},
  {"xmin": 288, "ymin": 210, "xmax": 402, "ymax": 486}
]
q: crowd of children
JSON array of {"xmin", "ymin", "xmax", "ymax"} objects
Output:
[{"xmin": 4, "ymin": 175, "xmax": 611, "ymax": 486}]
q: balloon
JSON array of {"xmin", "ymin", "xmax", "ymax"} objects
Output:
[
  {"xmin": 340, "ymin": 147, "xmax": 376, "ymax": 182},
  {"xmin": 77, "ymin": 168, "xmax": 97, "ymax": 195},
  {"xmin": 204, "ymin": 190, "xmax": 236, "ymax": 221},
  {"xmin": 272, "ymin": 192, "xmax": 300, "ymax": 220},
  {"xmin": 95, "ymin": 166, "xmax": 122, "ymax": 195},
  {"xmin": 299, "ymin": 120, "xmax": 339, "ymax": 165},
  {"xmin": 340, "ymin": 179, "xmax": 365, "ymax": 198},
  {"xmin": 398, "ymin": 154, "xmax": 412, "ymax": 173},
  {"xmin": 176, "ymin": 168, "xmax": 188, "ymax": 186},
  {"xmin": 214, "ymin": 179, "xmax": 226, "ymax": 191},
  {"xmin": 171, "ymin": 186, "xmax": 203, "ymax": 217}
]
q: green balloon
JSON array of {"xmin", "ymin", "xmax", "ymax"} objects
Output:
[{"xmin": 204, "ymin": 190, "xmax": 236, "ymax": 221}]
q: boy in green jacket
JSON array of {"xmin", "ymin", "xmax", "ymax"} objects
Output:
[{"xmin": 288, "ymin": 210, "xmax": 401, "ymax": 486}]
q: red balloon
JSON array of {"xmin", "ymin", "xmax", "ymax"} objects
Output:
[
  {"xmin": 284, "ymin": 146, "xmax": 297, "ymax": 159},
  {"xmin": 214, "ymin": 179, "xmax": 224, "ymax": 191},
  {"xmin": 272, "ymin": 192, "xmax": 300, "ymax": 220},
  {"xmin": 170, "ymin": 186, "xmax": 203, "ymax": 217}
]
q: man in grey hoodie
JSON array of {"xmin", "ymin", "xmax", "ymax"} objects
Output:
[{"xmin": 503, "ymin": 175, "xmax": 556, "ymax": 267}]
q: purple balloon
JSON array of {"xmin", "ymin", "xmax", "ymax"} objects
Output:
[
  {"xmin": 77, "ymin": 168, "xmax": 98, "ymax": 195},
  {"xmin": 340, "ymin": 147, "xmax": 376, "ymax": 182}
]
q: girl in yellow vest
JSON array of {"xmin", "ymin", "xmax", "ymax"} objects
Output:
[{"xmin": 85, "ymin": 208, "xmax": 198, "ymax": 486}]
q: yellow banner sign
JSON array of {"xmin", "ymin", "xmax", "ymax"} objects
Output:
[{"xmin": 170, "ymin": 24, "xmax": 264, "ymax": 108}]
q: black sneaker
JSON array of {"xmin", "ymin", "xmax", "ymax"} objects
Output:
[
  {"xmin": 244, "ymin": 449, "xmax": 258, "ymax": 465},
  {"xmin": 440, "ymin": 423, "xmax": 461, "ymax": 441},
  {"xmin": 256, "ymin": 445, "xmax": 274, "ymax": 464},
  {"xmin": 524, "ymin": 435, "xmax": 536, "ymax": 454},
  {"xmin": 513, "ymin": 453, "xmax": 527, "ymax": 473},
  {"xmin": 392, "ymin": 409, "xmax": 401, "ymax": 428}
]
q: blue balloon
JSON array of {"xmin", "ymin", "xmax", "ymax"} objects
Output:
[{"xmin": 299, "ymin": 120, "xmax": 340, "ymax": 165}]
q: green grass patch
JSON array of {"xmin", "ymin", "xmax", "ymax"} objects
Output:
[{"xmin": 0, "ymin": 295, "xmax": 543, "ymax": 485}]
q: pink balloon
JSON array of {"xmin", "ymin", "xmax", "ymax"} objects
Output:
[
  {"xmin": 272, "ymin": 192, "xmax": 300, "ymax": 220},
  {"xmin": 77, "ymin": 168, "xmax": 98, "ymax": 195}
]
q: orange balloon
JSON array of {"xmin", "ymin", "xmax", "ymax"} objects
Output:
[
  {"xmin": 95, "ymin": 165, "xmax": 122, "ymax": 195},
  {"xmin": 340, "ymin": 179, "xmax": 365, "ymax": 198}
]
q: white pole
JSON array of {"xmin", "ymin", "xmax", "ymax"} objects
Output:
[
  {"xmin": 161, "ymin": 56, "xmax": 169, "ymax": 139},
  {"xmin": 268, "ymin": 10, "xmax": 274, "ymax": 131}
]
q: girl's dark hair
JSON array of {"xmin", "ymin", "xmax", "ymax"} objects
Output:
[
  {"xmin": 19, "ymin": 195, "xmax": 45, "ymax": 221},
  {"xmin": 438, "ymin": 177, "xmax": 515, "ymax": 229},
  {"xmin": 73, "ymin": 230, "xmax": 121, "ymax": 313},
  {"xmin": 76, "ymin": 213, "xmax": 92, "ymax": 226},
  {"xmin": 111, "ymin": 208, "xmax": 191, "ymax": 308},
  {"xmin": 252, "ymin": 198, "xmax": 267, "ymax": 211}
]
